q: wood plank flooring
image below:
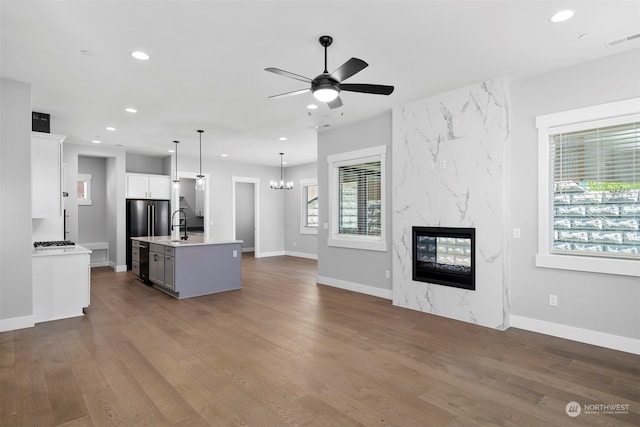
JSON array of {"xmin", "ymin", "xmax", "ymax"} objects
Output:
[{"xmin": 1, "ymin": 254, "xmax": 638, "ymax": 426}]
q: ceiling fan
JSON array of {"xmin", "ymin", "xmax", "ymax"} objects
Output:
[{"xmin": 265, "ymin": 35, "xmax": 394, "ymax": 109}]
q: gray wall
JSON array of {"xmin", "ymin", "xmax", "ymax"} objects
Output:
[
  {"xmin": 64, "ymin": 143, "xmax": 127, "ymax": 270},
  {"xmin": 78, "ymin": 156, "xmax": 107, "ymax": 244},
  {"xmin": 284, "ymin": 162, "xmax": 318, "ymax": 258},
  {"xmin": 0, "ymin": 78, "xmax": 34, "ymax": 328},
  {"xmin": 126, "ymin": 152, "xmax": 169, "ymax": 174},
  {"xmin": 317, "ymin": 112, "xmax": 393, "ymax": 294},
  {"xmin": 235, "ymin": 182, "xmax": 255, "ymax": 251},
  {"xmin": 510, "ymin": 49, "xmax": 640, "ymax": 339}
]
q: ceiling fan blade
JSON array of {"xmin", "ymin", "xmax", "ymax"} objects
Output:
[
  {"xmin": 327, "ymin": 96, "xmax": 343, "ymax": 109},
  {"xmin": 330, "ymin": 58, "xmax": 368, "ymax": 82},
  {"xmin": 265, "ymin": 67, "xmax": 313, "ymax": 83},
  {"xmin": 339, "ymin": 83, "xmax": 394, "ymax": 95},
  {"xmin": 268, "ymin": 88, "xmax": 310, "ymax": 99}
]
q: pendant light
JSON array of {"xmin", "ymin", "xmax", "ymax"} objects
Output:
[
  {"xmin": 173, "ymin": 140, "xmax": 180, "ymax": 190},
  {"xmin": 270, "ymin": 152, "xmax": 293, "ymax": 190},
  {"xmin": 196, "ymin": 130, "xmax": 205, "ymax": 190}
]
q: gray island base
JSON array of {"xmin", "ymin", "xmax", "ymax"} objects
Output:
[{"xmin": 131, "ymin": 236, "xmax": 242, "ymax": 299}]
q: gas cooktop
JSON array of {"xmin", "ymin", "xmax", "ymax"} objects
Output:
[{"xmin": 33, "ymin": 240, "xmax": 76, "ymax": 249}]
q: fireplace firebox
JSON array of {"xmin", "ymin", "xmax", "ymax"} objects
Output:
[{"xmin": 412, "ymin": 226, "xmax": 475, "ymax": 290}]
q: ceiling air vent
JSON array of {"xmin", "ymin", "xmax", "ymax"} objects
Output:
[{"xmin": 605, "ymin": 33, "xmax": 640, "ymax": 48}]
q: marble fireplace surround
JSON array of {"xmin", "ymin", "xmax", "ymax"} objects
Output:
[{"xmin": 392, "ymin": 78, "xmax": 511, "ymax": 330}]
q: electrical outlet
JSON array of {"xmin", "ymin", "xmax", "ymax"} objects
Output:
[
  {"xmin": 385, "ymin": 270, "xmax": 390, "ymax": 279},
  {"xmin": 549, "ymin": 294, "xmax": 558, "ymax": 307},
  {"xmin": 440, "ymin": 160, "xmax": 447, "ymax": 169},
  {"xmin": 428, "ymin": 161, "xmax": 436, "ymax": 170},
  {"xmin": 233, "ymin": 250, "xmax": 238, "ymax": 258},
  {"xmin": 513, "ymin": 228, "xmax": 521, "ymax": 238}
]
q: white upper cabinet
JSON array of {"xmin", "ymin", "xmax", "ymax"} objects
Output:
[
  {"xmin": 126, "ymin": 173, "xmax": 171, "ymax": 199},
  {"xmin": 32, "ymin": 132, "xmax": 65, "ymax": 219}
]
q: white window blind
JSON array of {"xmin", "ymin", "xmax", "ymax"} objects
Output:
[
  {"xmin": 550, "ymin": 121, "xmax": 639, "ymax": 259},
  {"xmin": 338, "ymin": 161, "xmax": 381, "ymax": 236}
]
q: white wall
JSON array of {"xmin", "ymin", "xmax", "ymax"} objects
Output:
[
  {"xmin": 392, "ymin": 78, "xmax": 511, "ymax": 330},
  {"xmin": 0, "ymin": 78, "xmax": 34, "ymax": 330},
  {"xmin": 317, "ymin": 112, "xmax": 393, "ymax": 298},
  {"xmin": 170, "ymin": 153, "xmax": 285, "ymax": 256},
  {"xmin": 510, "ymin": 49, "xmax": 640, "ymax": 342},
  {"xmin": 284, "ymin": 162, "xmax": 318, "ymax": 259}
]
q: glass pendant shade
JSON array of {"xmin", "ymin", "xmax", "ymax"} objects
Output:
[
  {"xmin": 196, "ymin": 130, "xmax": 205, "ymax": 191},
  {"xmin": 173, "ymin": 140, "xmax": 180, "ymax": 189}
]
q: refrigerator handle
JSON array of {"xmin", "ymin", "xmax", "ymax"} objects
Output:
[
  {"xmin": 151, "ymin": 204, "xmax": 155, "ymax": 237},
  {"xmin": 147, "ymin": 204, "xmax": 151, "ymax": 236}
]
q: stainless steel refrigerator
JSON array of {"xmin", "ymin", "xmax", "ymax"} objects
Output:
[{"xmin": 126, "ymin": 199, "xmax": 170, "ymax": 270}]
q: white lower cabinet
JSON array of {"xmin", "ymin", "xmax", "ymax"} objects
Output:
[{"xmin": 32, "ymin": 247, "xmax": 91, "ymax": 323}]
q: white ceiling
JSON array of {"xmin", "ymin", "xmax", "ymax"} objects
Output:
[{"xmin": 2, "ymin": 1, "xmax": 639, "ymax": 167}]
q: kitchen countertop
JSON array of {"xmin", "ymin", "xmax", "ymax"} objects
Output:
[
  {"xmin": 131, "ymin": 235, "xmax": 242, "ymax": 247},
  {"xmin": 32, "ymin": 245, "xmax": 92, "ymax": 257}
]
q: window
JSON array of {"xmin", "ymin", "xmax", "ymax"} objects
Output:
[
  {"xmin": 536, "ymin": 98, "xmax": 640, "ymax": 276},
  {"xmin": 300, "ymin": 179, "xmax": 318, "ymax": 235},
  {"xmin": 77, "ymin": 173, "xmax": 92, "ymax": 206},
  {"xmin": 327, "ymin": 145, "xmax": 386, "ymax": 251}
]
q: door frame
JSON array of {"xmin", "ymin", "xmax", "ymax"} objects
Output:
[
  {"xmin": 232, "ymin": 176, "xmax": 260, "ymax": 256},
  {"xmin": 177, "ymin": 170, "xmax": 211, "ymax": 239}
]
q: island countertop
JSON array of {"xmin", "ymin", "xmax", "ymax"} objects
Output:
[{"xmin": 131, "ymin": 235, "xmax": 242, "ymax": 247}]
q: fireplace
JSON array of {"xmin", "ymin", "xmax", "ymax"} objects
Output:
[{"xmin": 412, "ymin": 226, "xmax": 476, "ymax": 290}]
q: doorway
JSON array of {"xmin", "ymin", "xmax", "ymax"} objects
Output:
[
  {"xmin": 177, "ymin": 171, "xmax": 210, "ymax": 238},
  {"xmin": 232, "ymin": 176, "xmax": 259, "ymax": 256}
]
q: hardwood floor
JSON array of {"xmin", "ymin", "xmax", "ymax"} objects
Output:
[{"xmin": 1, "ymin": 254, "xmax": 638, "ymax": 426}]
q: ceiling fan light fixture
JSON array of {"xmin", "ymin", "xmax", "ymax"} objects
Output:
[{"xmin": 313, "ymin": 87, "xmax": 339, "ymax": 103}]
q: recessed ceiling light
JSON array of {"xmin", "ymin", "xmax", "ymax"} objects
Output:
[
  {"xmin": 221, "ymin": 154, "xmax": 228, "ymax": 157},
  {"xmin": 307, "ymin": 104, "xmax": 318, "ymax": 110},
  {"xmin": 130, "ymin": 51, "xmax": 150, "ymax": 61},
  {"xmin": 283, "ymin": 161, "xmax": 288, "ymax": 165},
  {"xmin": 91, "ymin": 139, "xmax": 101, "ymax": 144},
  {"xmin": 125, "ymin": 107, "xmax": 137, "ymax": 113},
  {"xmin": 106, "ymin": 126, "xmax": 116, "ymax": 131},
  {"xmin": 279, "ymin": 137, "xmax": 287, "ymax": 141},
  {"xmin": 550, "ymin": 10, "xmax": 574, "ymax": 23},
  {"xmin": 168, "ymin": 149, "xmax": 175, "ymax": 153}
]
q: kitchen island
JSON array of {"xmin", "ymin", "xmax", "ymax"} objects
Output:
[{"xmin": 131, "ymin": 236, "xmax": 242, "ymax": 299}]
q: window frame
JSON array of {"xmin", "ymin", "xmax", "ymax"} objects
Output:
[
  {"xmin": 327, "ymin": 145, "xmax": 387, "ymax": 252},
  {"xmin": 300, "ymin": 178, "xmax": 318, "ymax": 235},
  {"xmin": 535, "ymin": 97, "xmax": 640, "ymax": 277},
  {"xmin": 77, "ymin": 173, "xmax": 92, "ymax": 206}
]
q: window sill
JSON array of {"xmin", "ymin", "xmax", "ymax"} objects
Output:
[
  {"xmin": 535, "ymin": 253, "xmax": 640, "ymax": 277},
  {"xmin": 328, "ymin": 237, "xmax": 387, "ymax": 252},
  {"xmin": 300, "ymin": 227, "xmax": 318, "ymax": 235}
]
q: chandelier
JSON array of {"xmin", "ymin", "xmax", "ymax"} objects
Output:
[{"xmin": 270, "ymin": 153, "xmax": 293, "ymax": 190}]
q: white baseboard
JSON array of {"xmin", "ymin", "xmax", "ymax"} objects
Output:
[
  {"xmin": 110, "ymin": 262, "xmax": 127, "ymax": 273},
  {"xmin": 317, "ymin": 275, "xmax": 392, "ymax": 300},
  {"xmin": 255, "ymin": 251, "xmax": 285, "ymax": 258},
  {"xmin": 0, "ymin": 314, "xmax": 34, "ymax": 332},
  {"xmin": 510, "ymin": 315, "xmax": 640, "ymax": 355},
  {"xmin": 285, "ymin": 250, "xmax": 318, "ymax": 260},
  {"xmin": 241, "ymin": 247, "xmax": 255, "ymax": 253}
]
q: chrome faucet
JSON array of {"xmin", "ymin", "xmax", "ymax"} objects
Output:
[{"xmin": 171, "ymin": 209, "xmax": 188, "ymax": 240}]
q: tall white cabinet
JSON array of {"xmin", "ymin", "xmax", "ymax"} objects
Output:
[{"xmin": 31, "ymin": 132, "xmax": 66, "ymax": 241}]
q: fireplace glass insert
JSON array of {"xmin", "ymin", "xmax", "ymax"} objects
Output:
[{"xmin": 412, "ymin": 226, "xmax": 475, "ymax": 290}]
